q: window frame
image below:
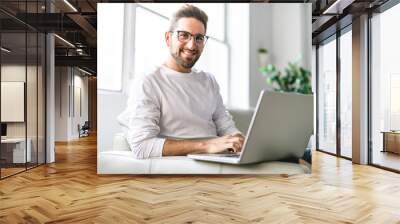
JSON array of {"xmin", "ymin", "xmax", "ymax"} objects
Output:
[
  {"xmin": 368, "ymin": 0, "xmax": 400, "ymax": 173},
  {"xmin": 314, "ymin": 0, "xmax": 400, "ymax": 173},
  {"xmin": 315, "ymin": 24, "xmax": 353, "ymax": 161}
]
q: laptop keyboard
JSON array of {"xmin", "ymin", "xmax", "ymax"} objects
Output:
[{"xmin": 200, "ymin": 153, "xmax": 240, "ymax": 157}]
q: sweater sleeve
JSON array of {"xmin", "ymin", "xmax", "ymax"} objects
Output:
[
  {"xmin": 210, "ymin": 75, "xmax": 240, "ymax": 136},
  {"xmin": 117, "ymin": 77, "xmax": 165, "ymax": 159}
]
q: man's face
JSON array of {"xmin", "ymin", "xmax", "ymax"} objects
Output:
[{"xmin": 166, "ymin": 17, "xmax": 206, "ymax": 69}]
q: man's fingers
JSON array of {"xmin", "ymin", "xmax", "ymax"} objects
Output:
[
  {"xmin": 234, "ymin": 143, "xmax": 242, "ymax": 152},
  {"xmin": 225, "ymin": 142, "xmax": 239, "ymax": 151},
  {"xmin": 227, "ymin": 137, "xmax": 243, "ymax": 146},
  {"xmin": 219, "ymin": 135, "xmax": 245, "ymax": 152},
  {"xmin": 231, "ymin": 133, "xmax": 245, "ymax": 139},
  {"xmin": 225, "ymin": 140, "xmax": 238, "ymax": 149},
  {"xmin": 228, "ymin": 142, "xmax": 241, "ymax": 152},
  {"xmin": 226, "ymin": 136, "xmax": 241, "ymax": 142}
]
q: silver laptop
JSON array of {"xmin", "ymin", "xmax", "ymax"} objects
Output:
[{"xmin": 187, "ymin": 90, "xmax": 313, "ymax": 164}]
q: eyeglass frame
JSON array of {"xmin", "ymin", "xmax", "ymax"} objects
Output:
[{"xmin": 169, "ymin": 30, "xmax": 209, "ymax": 45}]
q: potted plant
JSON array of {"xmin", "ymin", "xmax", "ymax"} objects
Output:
[
  {"xmin": 259, "ymin": 61, "xmax": 312, "ymax": 94},
  {"xmin": 258, "ymin": 48, "xmax": 269, "ymax": 67}
]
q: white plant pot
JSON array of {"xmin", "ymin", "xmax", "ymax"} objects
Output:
[{"xmin": 258, "ymin": 53, "xmax": 269, "ymax": 67}]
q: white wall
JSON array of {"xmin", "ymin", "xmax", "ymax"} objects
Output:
[
  {"xmin": 248, "ymin": 3, "xmax": 312, "ymax": 108},
  {"xmin": 249, "ymin": 4, "xmax": 273, "ymax": 108},
  {"xmin": 73, "ymin": 73, "xmax": 89, "ymax": 138},
  {"xmin": 1, "ymin": 63, "xmax": 48, "ymax": 164},
  {"xmin": 228, "ymin": 4, "xmax": 250, "ymax": 109},
  {"xmin": 1, "ymin": 66, "xmax": 27, "ymax": 127},
  {"xmin": 1, "ymin": 65, "xmax": 44, "ymax": 142},
  {"xmin": 270, "ymin": 4, "xmax": 311, "ymax": 70},
  {"xmin": 54, "ymin": 67, "xmax": 89, "ymax": 141},
  {"xmin": 55, "ymin": 67, "xmax": 68, "ymax": 141}
]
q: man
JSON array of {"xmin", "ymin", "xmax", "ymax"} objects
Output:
[{"xmin": 119, "ymin": 5, "xmax": 244, "ymax": 159}]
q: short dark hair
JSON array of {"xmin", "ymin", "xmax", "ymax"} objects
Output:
[{"xmin": 169, "ymin": 4, "xmax": 208, "ymax": 33}]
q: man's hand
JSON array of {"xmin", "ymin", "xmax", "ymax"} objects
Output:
[
  {"xmin": 162, "ymin": 133, "xmax": 245, "ymax": 156},
  {"xmin": 204, "ymin": 133, "xmax": 245, "ymax": 154}
]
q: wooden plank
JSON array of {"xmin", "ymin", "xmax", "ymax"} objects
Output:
[{"xmin": 0, "ymin": 135, "xmax": 399, "ymax": 223}]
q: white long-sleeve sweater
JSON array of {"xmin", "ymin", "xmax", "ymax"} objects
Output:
[{"xmin": 118, "ymin": 65, "xmax": 239, "ymax": 159}]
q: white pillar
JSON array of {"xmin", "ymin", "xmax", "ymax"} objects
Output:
[
  {"xmin": 352, "ymin": 14, "xmax": 369, "ymax": 164},
  {"xmin": 46, "ymin": 33, "xmax": 55, "ymax": 163}
]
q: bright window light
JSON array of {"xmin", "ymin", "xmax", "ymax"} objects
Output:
[
  {"xmin": 318, "ymin": 38, "xmax": 337, "ymax": 154},
  {"xmin": 98, "ymin": 3, "xmax": 124, "ymax": 91},
  {"xmin": 134, "ymin": 7, "xmax": 169, "ymax": 77}
]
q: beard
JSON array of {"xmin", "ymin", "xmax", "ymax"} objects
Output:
[{"xmin": 170, "ymin": 46, "xmax": 201, "ymax": 69}]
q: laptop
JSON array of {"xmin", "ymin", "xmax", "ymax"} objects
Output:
[{"xmin": 187, "ymin": 90, "xmax": 313, "ymax": 164}]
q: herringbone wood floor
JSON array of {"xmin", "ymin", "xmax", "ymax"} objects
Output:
[{"xmin": 1, "ymin": 134, "xmax": 400, "ymax": 223}]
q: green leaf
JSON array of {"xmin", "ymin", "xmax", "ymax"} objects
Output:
[{"xmin": 259, "ymin": 60, "xmax": 312, "ymax": 94}]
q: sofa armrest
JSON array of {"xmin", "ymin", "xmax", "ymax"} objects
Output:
[{"xmin": 112, "ymin": 133, "xmax": 131, "ymax": 151}]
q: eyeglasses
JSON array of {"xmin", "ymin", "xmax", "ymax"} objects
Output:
[{"xmin": 170, "ymin": 30, "xmax": 209, "ymax": 45}]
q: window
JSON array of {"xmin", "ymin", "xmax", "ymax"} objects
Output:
[
  {"xmin": 390, "ymin": 74, "xmax": 400, "ymax": 130},
  {"xmin": 317, "ymin": 37, "xmax": 337, "ymax": 154},
  {"xmin": 339, "ymin": 29, "xmax": 352, "ymax": 158},
  {"xmin": 134, "ymin": 6, "xmax": 168, "ymax": 77},
  {"xmin": 0, "ymin": 1, "xmax": 46, "ymax": 179},
  {"xmin": 97, "ymin": 4, "xmax": 124, "ymax": 91},
  {"xmin": 371, "ymin": 3, "xmax": 400, "ymax": 171}
]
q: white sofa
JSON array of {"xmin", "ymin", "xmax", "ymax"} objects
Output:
[{"xmin": 97, "ymin": 109, "xmax": 311, "ymax": 175}]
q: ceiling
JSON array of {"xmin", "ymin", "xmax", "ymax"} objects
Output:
[
  {"xmin": 0, "ymin": 0, "xmax": 99, "ymax": 74},
  {"xmin": 0, "ymin": 0, "xmax": 393, "ymax": 75},
  {"xmin": 311, "ymin": 0, "xmax": 389, "ymax": 43}
]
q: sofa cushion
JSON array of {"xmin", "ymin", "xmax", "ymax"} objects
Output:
[
  {"xmin": 97, "ymin": 151, "xmax": 309, "ymax": 175},
  {"xmin": 150, "ymin": 157, "xmax": 221, "ymax": 174},
  {"xmin": 112, "ymin": 133, "xmax": 130, "ymax": 152},
  {"xmin": 229, "ymin": 109, "xmax": 254, "ymax": 134},
  {"xmin": 98, "ymin": 151, "xmax": 151, "ymax": 174},
  {"xmin": 220, "ymin": 161, "xmax": 310, "ymax": 174}
]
